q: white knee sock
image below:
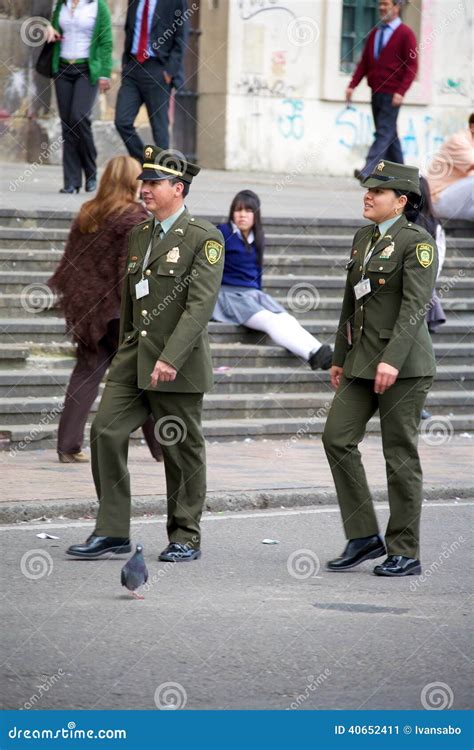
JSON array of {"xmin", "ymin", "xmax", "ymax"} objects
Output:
[{"xmin": 245, "ymin": 310, "xmax": 322, "ymax": 360}]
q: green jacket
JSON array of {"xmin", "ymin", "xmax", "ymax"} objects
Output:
[
  {"xmin": 107, "ymin": 209, "xmax": 224, "ymax": 393},
  {"xmin": 51, "ymin": 0, "xmax": 113, "ymax": 84},
  {"xmin": 333, "ymin": 215, "xmax": 438, "ymax": 379}
]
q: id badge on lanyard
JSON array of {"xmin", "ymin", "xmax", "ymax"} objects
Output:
[
  {"xmin": 135, "ymin": 232, "xmax": 155, "ymax": 299},
  {"xmin": 353, "ymin": 235, "xmax": 376, "ymax": 300}
]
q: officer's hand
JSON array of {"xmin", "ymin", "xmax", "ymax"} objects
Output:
[
  {"xmin": 392, "ymin": 93, "xmax": 404, "ymax": 107},
  {"xmin": 330, "ymin": 366, "xmax": 344, "ymax": 390},
  {"xmin": 163, "ymin": 71, "xmax": 172, "ymax": 86},
  {"xmin": 345, "ymin": 87, "xmax": 354, "ymax": 103},
  {"xmin": 150, "ymin": 360, "xmax": 177, "ymax": 387},
  {"xmin": 374, "ymin": 362, "xmax": 399, "ymax": 394}
]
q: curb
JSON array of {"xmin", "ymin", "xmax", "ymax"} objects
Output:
[{"xmin": 1, "ymin": 484, "xmax": 473, "ymax": 525}]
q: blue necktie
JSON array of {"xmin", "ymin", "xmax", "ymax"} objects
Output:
[{"xmin": 376, "ymin": 24, "xmax": 388, "ymax": 59}]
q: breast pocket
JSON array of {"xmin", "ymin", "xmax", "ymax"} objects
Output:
[
  {"xmin": 366, "ymin": 259, "xmax": 399, "ymax": 292},
  {"xmin": 155, "ymin": 262, "xmax": 189, "ymax": 282}
]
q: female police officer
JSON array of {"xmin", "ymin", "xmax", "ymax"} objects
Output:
[{"xmin": 322, "ymin": 160, "xmax": 438, "ymax": 577}]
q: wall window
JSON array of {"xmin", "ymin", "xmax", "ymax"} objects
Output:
[{"xmin": 340, "ymin": 0, "xmax": 378, "ymax": 74}]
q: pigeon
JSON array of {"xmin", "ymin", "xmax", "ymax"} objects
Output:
[{"xmin": 121, "ymin": 543, "xmax": 149, "ymax": 599}]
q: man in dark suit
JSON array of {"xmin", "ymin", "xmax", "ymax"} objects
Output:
[
  {"xmin": 346, "ymin": 0, "xmax": 418, "ymax": 180},
  {"xmin": 115, "ymin": 0, "xmax": 188, "ymax": 159}
]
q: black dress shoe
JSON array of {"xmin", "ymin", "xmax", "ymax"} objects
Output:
[
  {"xmin": 59, "ymin": 186, "xmax": 80, "ymax": 194},
  {"xmin": 309, "ymin": 344, "xmax": 333, "ymax": 371},
  {"xmin": 66, "ymin": 535, "xmax": 131, "ymax": 558},
  {"xmin": 85, "ymin": 177, "xmax": 97, "ymax": 192},
  {"xmin": 158, "ymin": 542, "xmax": 201, "ymax": 562},
  {"xmin": 327, "ymin": 534, "xmax": 386, "ymax": 571},
  {"xmin": 373, "ymin": 555, "xmax": 421, "ymax": 577}
]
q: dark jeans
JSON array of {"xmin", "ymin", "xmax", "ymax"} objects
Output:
[
  {"xmin": 57, "ymin": 319, "xmax": 162, "ymax": 460},
  {"xmin": 54, "ymin": 62, "xmax": 98, "ymax": 188},
  {"xmin": 362, "ymin": 92, "xmax": 404, "ymax": 177},
  {"xmin": 115, "ymin": 58, "xmax": 172, "ymax": 160}
]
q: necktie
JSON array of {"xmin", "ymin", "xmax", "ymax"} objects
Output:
[
  {"xmin": 372, "ymin": 225, "xmax": 381, "ymax": 244},
  {"xmin": 375, "ymin": 24, "xmax": 388, "ymax": 59},
  {"xmin": 136, "ymin": 0, "xmax": 150, "ymax": 64}
]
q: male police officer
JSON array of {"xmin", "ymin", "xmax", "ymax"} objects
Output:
[
  {"xmin": 67, "ymin": 145, "xmax": 224, "ymax": 562},
  {"xmin": 322, "ymin": 161, "xmax": 438, "ymax": 577}
]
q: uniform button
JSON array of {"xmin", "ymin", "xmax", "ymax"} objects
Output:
[
  {"xmin": 169, "ymin": 269, "xmax": 174, "ymax": 274},
  {"xmin": 145, "ymin": 269, "xmax": 151, "ymax": 276},
  {"xmin": 190, "ymin": 217, "xmax": 195, "ymax": 221},
  {"xmin": 379, "ymin": 266, "xmax": 383, "ymax": 270},
  {"xmin": 141, "ymin": 309, "xmax": 147, "ymax": 316},
  {"xmin": 141, "ymin": 330, "xmax": 147, "ymax": 337},
  {"xmin": 359, "ymin": 265, "xmax": 363, "ymax": 272}
]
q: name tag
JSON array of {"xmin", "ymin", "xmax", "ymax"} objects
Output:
[
  {"xmin": 354, "ymin": 278, "xmax": 371, "ymax": 300},
  {"xmin": 135, "ymin": 279, "xmax": 149, "ymax": 299}
]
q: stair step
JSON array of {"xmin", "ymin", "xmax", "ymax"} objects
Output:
[
  {"xmin": 2, "ymin": 387, "xmax": 474, "ymax": 425},
  {"xmin": 1, "ymin": 363, "xmax": 474, "ymax": 396},
  {"xmin": 2, "ymin": 412, "xmax": 473, "ymax": 451}
]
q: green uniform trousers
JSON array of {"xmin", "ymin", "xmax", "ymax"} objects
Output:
[
  {"xmin": 91, "ymin": 381, "xmax": 205, "ymax": 548},
  {"xmin": 322, "ymin": 375, "xmax": 433, "ymax": 559}
]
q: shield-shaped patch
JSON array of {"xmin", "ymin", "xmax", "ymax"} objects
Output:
[{"xmin": 416, "ymin": 242, "xmax": 434, "ymax": 268}]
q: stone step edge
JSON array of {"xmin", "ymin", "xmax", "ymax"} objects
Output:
[
  {"xmin": 2, "ymin": 413, "xmax": 473, "ymax": 443},
  {"xmin": 0, "ymin": 486, "xmax": 472, "ymax": 525}
]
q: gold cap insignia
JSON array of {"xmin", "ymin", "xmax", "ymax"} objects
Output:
[
  {"xmin": 144, "ymin": 146, "xmax": 153, "ymax": 160},
  {"xmin": 376, "ymin": 161, "xmax": 385, "ymax": 171}
]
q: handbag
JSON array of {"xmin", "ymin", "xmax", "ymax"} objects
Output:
[{"xmin": 35, "ymin": 41, "xmax": 55, "ymax": 78}]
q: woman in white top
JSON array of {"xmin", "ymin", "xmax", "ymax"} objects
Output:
[{"xmin": 46, "ymin": 0, "xmax": 112, "ymax": 193}]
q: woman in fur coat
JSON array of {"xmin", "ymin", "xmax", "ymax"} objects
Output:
[{"xmin": 48, "ymin": 155, "xmax": 162, "ymax": 463}]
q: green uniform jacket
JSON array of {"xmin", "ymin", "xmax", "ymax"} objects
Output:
[
  {"xmin": 333, "ymin": 215, "xmax": 438, "ymax": 379},
  {"xmin": 107, "ymin": 210, "xmax": 224, "ymax": 393},
  {"xmin": 51, "ymin": 0, "xmax": 113, "ymax": 84}
]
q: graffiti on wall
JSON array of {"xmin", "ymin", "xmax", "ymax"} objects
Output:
[
  {"xmin": 334, "ymin": 105, "xmax": 445, "ymax": 160},
  {"xmin": 436, "ymin": 78, "xmax": 468, "ymax": 97},
  {"xmin": 236, "ymin": 75, "xmax": 295, "ymax": 98},
  {"xmin": 277, "ymin": 98, "xmax": 304, "ymax": 140}
]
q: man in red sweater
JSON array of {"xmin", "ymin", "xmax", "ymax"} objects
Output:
[{"xmin": 346, "ymin": 0, "xmax": 418, "ymax": 180}]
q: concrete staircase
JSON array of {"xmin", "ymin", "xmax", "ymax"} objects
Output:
[{"xmin": 0, "ymin": 209, "xmax": 473, "ymax": 450}]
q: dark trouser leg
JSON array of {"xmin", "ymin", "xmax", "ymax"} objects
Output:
[
  {"xmin": 69, "ymin": 64, "xmax": 98, "ymax": 181},
  {"xmin": 141, "ymin": 60, "xmax": 171, "ymax": 150},
  {"xmin": 55, "ymin": 67, "xmax": 82, "ymax": 188},
  {"xmin": 147, "ymin": 392, "xmax": 205, "ymax": 548},
  {"xmin": 322, "ymin": 376, "xmax": 379, "ymax": 539},
  {"xmin": 57, "ymin": 338, "xmax": 114, "ymax": 455},
  {"xmin": 114, "ymin": 61, "xmax": 145, "ymax": 161},
  {"xmin": 92, "ymin": 381, "xmax": 150, "ymax": 537},
  {"xmin": 362, "ymin": 92, "xmax": 404, "ymax": 176},
  {"xmin": 379, "ymin": 377, "xmax": 433, "ymax": 559}
]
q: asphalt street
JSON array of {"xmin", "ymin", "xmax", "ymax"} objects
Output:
[{"xmin": 1, "ymin": 502, "xmax": 472, "ymax": 711}]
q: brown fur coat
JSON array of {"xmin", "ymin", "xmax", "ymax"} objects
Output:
[{"xmin": 48, "ymin": 204, "xmax": 148, "ymax": 358}]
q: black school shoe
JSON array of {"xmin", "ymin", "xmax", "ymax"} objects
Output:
[
  {"xmin": 326, "ymin": 535, "xmax": 386, "ymax": 571},
  {"xmin": 158, "ymin": 542, "xmax": 201, "ymax": 562},
  {"xmin": 66, "ymin": 535, "xmax": 131, "ymax": 558},
  {"xmin": 373, "ymin": 555, "xmax": 422, "ymax": 577}
]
